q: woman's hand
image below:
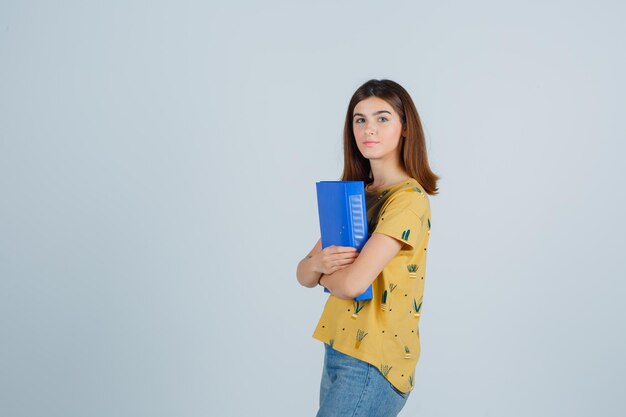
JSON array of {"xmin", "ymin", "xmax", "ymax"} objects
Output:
[{"xmin": 311, "ymin": 245, "xmax": 359, "ymax": 275}]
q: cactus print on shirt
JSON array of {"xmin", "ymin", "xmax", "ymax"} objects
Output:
[{"xmin": 312, "ymin": 178, "xmax": 431, "ymax": 395}]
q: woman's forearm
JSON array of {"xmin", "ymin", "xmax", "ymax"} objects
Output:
[{"xmin": 297, "ymin": 255, "xmax": 322, "ymax": 288}]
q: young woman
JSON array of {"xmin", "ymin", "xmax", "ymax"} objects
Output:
[{"xmin": 296, "ymin": 79, "xmax": 440, "ymax": 417}]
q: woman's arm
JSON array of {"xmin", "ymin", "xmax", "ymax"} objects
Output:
[
  {"xmin": 320, "ymin": 233, "xmax": 403, "ymax": 299},
  {"xmin": 296, "ymin": 239, "xmax": 323, "ymax": 288},
  {"xmin": 296, "ymin": 238, "xmax": 359, "ymax": 290},
  {"xmin": 323, "ymin": 190, "xmax": 428, "ymax": 298}
]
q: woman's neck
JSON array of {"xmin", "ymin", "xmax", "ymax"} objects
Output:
[{"xmin": 368, "ymin": 161, "xmax": 411, "ymax": 191}]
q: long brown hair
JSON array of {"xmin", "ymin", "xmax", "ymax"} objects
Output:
[{"xmin": 340, "ymin": 79, "xmax": 440, "ymax": 195}]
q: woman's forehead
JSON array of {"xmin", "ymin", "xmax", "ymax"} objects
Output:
[{"xmin": 354, "ymin": 97, "xmax": 396, "ymax": 115}]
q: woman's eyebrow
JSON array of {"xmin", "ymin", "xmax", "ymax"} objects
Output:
[{"xmin": 353, "ymin": 110, "xmax": 392, "ymax": 118}]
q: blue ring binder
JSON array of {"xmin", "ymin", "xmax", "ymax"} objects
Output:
[{"xmin": 315, "ymin": 181, "xmax": 373, "ymax": 301}]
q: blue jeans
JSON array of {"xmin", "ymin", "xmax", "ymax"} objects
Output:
[{"xmin": 316, "ymin": 343, "xmax": 410, "ymax": 417}]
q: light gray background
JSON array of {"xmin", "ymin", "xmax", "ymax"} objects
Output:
[{"xmin": 1, "ymin": 1, "xmax": 625, "ymax": 416}]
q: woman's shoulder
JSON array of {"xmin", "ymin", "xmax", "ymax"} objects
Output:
[
  {"xmin": 388, "ymin": 178, "xmax": 428, "ymax": 199},
  {"xmin": 383, "ymin": 178, "xmax": 430, "ymax": 213}
]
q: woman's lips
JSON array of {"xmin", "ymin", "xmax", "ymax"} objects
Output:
[{"xmin": 364, "ymin": 141, "xmax": 379, "ymax": 147}]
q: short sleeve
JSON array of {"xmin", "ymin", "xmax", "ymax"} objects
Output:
[{"xmin": 372, "ymin": 189, "xmax": 429, "ymax": 250}]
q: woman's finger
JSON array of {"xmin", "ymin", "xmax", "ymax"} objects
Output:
[
  {"xmin": 334, "ymin": 257, "xmax": 356, "ymax": 265},
  {"xmin": 332, "ymin": 246, "xmax": 357, "ymax": 254},
  {"xmin": 329, "ymin": 252, "xmax": 359, "ymax": 261}
]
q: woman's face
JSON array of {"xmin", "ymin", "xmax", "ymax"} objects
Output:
[{"xmin": 352, "ymin": 96, "xmax": 405, "ymax": 162}]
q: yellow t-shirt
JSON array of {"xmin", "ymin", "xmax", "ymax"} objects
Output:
[{"xmin": 312, "ymin": 178, "xmax": 431, "ymax": 394}]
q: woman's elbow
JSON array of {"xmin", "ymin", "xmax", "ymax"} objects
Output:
[
  {"xmin": 321, "ymin": 277, "xmax": 354, "ymax": 300},
  {"xmin": 298, "ymin": 277, "xmax": 317, "ymax": 289},
  {"xmin": 332, "ymin": 289, "xmax": 355, "ymax": 300},
  {"xmin": 296, "ymin": 270, "xmax": 316, "ymax": 288}
]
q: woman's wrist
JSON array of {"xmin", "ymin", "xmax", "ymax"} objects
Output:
[
  {"xmin": 299, "ymin": 255, "xmax": 322, "ymax": 288},
  {"xmin": 318, "ymin": 274, "xmax": 326, "ymax": 287}
]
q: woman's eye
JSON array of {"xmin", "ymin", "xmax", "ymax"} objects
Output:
[{"xmin": 354, "ymin": 116, "xmax": 387, "ymax": 124}]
